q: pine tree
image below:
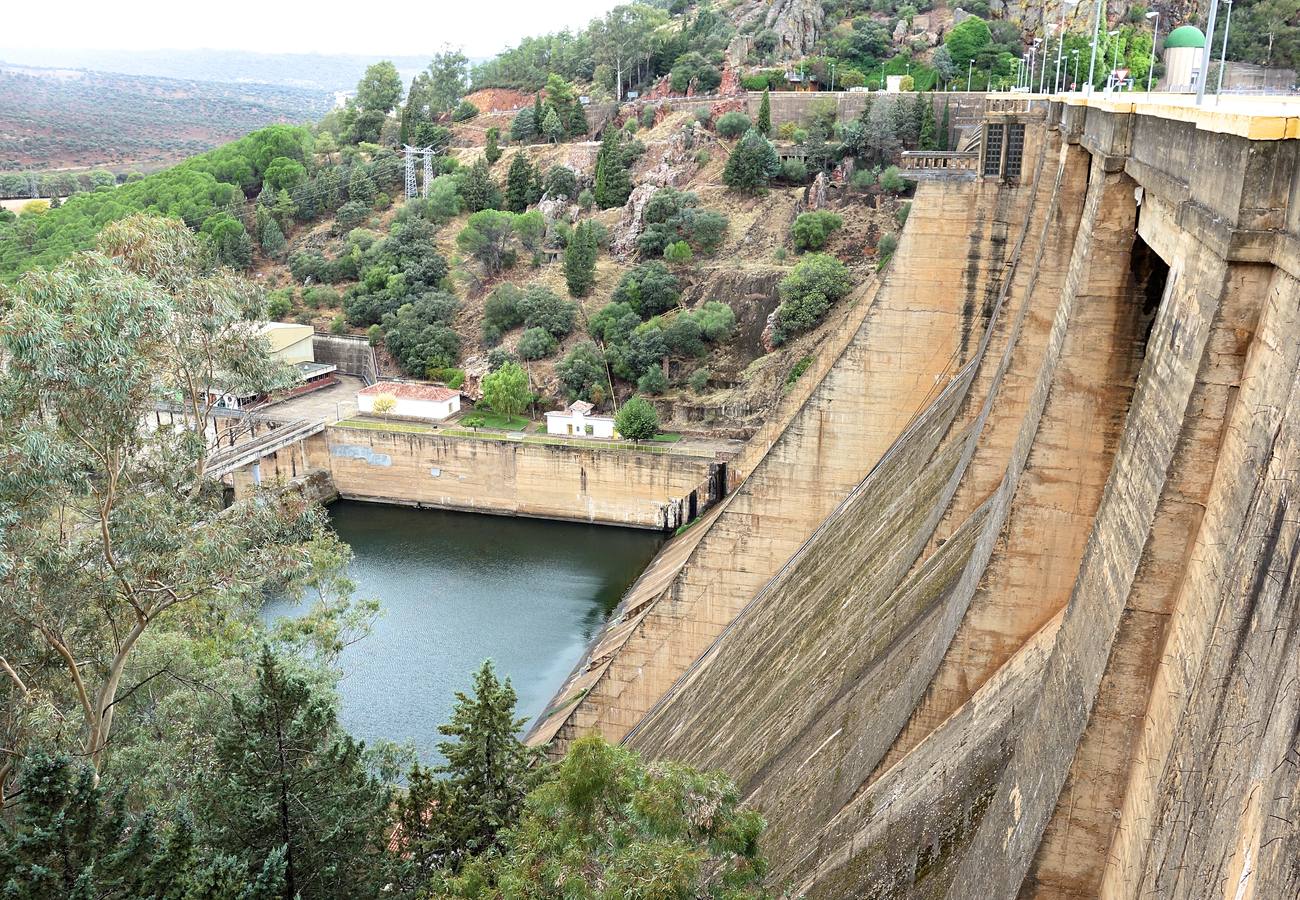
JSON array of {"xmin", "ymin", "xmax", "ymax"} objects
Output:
[
  {"xmin": 723, "ymin": 129, "xmax": 781, "ymax": 192},
  {"xmin": 505, "ymin": 152, "xmax": 536, "ymax": 213},
  {"xmin": 200, "ymin": 648, "xmax": 397, "ymax": 900},
  {"xmin": 593, "ymin": 128, "xmax": 633, "ymax": 209},
  {"xmin": 541, "ymin": 106, "xmax": 565, "ymax": 144},
  {"xmin": 484, "ymin": 127, "xmax": 502, "ymax": 166},
  {"xmin": 757, "ymin": 87, "xmax": 772, "ymax": 136},
  {"xmin": 939, "ymin": 99, "xmax": 951, "ymax": 151},
  {"xmin": 434, "ymin": 660, "xmax": 542, "ymax": 860},
  {"xmin": 564, "ymin": 220, "xmax": 599, "ymax": 297},
  {"xmin": 0, "ymin": 754, "xmax": 285, "ymax": 898},
  {"xmin": 532, "ymin": 93, "xmax": 544, "ymax": 137},
  {"xmin": 457, "ymin": 157, "xmax": 501, "ymax": 212}
]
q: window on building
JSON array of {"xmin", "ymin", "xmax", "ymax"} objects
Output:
[
  {"xmin": 983, "ymin": 124, "xmax": 1005, "ymax": 177},
  {"xmin": 1005, "ymin": 124, "xmax": 1026, "ymax": 180}
]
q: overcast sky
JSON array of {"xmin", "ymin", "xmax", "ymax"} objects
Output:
[{"xmin": 6, "ymin": 0, "xmax": 620, "ymax": 57}]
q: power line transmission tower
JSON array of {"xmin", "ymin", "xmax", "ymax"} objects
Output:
[
  {"xmin": 403, "ymin": 145, "xmax": 419, "ymax": 199},
  {"xmin": 421, "ymin": 146, "xmax": 434, "ymax": 198}
]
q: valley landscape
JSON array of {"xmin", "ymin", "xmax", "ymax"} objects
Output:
[{"xmin": 2, "ymin": 0, "xmax": 1299, "ymax": 898}]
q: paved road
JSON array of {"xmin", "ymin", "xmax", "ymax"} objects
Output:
[{"xmin": 259, "ymin": 375, "xmax": 364, "ymax": 423}]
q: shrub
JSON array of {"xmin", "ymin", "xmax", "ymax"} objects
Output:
[
  {"xmin": 557, "ymin": 341, "xmax": 607, "ymax": 402},
  {"xmin": 716, "ymin": 111, "xmax": 752, "ymax": 139},
  {"xmin": 519, "ymin": 284, "xmax": 576, "ymax": 337},
  {"xmin": 688, "ymin": 368, "xmax": 710, "ymax": 391},
  {"xmin": 612, "ymin": 263, "xmax": 680, "ymax": 317},
  {"xmin": 304, "ymin": 286, "xmax": 339, "ymax": 308},
  {"xmin": 777, "ymin": 121, "xmax": 798, "ymax": 140},
  {"xmin": 640, "ymin": 105, "xmax": 658, "ymax": 128},
  {"xmin": 663, "ymin": 240, "xmax": 693, "ymax": 265},
  {"xmin": 616, "ymin": 396, "xmax": 660, "ymax": 439},
  {"xmin": 367, "ymin": 323, "xmax": 382, "ymax": 345},
  {"xmin": 773, "ymin": 253, "xmax": 853, "ymax": 343},
  {"xmin": 896, "ymin": 202, "xmax": 912, "ymax": 227},
  {"xmin": 329, "ymin": 315, "xmax": 346, "ymax": 334},
  {"xmin": 695, "ymin": 149, "xmax": 712, "ymax": 166},
  {"xmin": 877, "ymin": 232, "xmax": 899, "ymax": 267},
  {"xmin": 517, "ymin": 326, "xmax": 559, "ymax": 359},
  {"xmin": 636, "ymin": 367, "xmax": 668, "ymax": 395},
  {"xmin": 453, "ymin": 100, "xmax": 480, "ymax": 121},
  {"xmin": 694, "ymin": 301, "xmax": 736, "ymax": 341},
  {"xmin": 879, "ymin": 165, "xmax": 908, "ymax": 194},
  {"xmin": 544, "ymin": 165, "xmax": 578, "ymax": 200},
  {"xmin": 482, "ymin": 283, "xmax": 524, "ymax": 344},
  {"xmin": 265, "ymin": 289, "xmax": 293, "ymax": 319},
  {"xmin": 851, "ymin": 169, "xmax": 875, "ymax": 190},
  {"xmin": 723, "ymin": 130, "xmax": 781, "ymax": 193},
  {"xmin": 786, "ymin": 355, "xmax": 813, "ymax": 385},
  {"xmin": 781, "ymin": 158, "xmax": 808, "ymax": 183},
  {"xmin": 791, "ymin": 211, "xmax": 844, "ymax": 252},
  {"xmin": 577, "ymin": 189, "xmax": 594, "ymax": 209}
]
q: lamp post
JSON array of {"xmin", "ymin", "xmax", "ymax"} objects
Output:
[
  {"xmin": 1145, "ymin": 10, "xmax": 1159, "ymax": 92},
  {"xmin": 1041, "ymin": 38, "xmax": 1051, "ymax": 91},
  {"xmin": 830, "ymin": 61, "xmax": 837, "ymax": 93},
  {"xmin": 1029, "ymin": 38, "xmax": 1041, "ymax": 91},
  {"xmin": 968, "ymin": 59, "xmax": 975, "ymax": 91},
  {"xmin": 1085, "ymin": 0, "xmax": 1104, "ymax": 95},
  {"xmin": 1216, "ymin": 0, "xmax": 1234, "ymax": 95},
  {"xmin": 1055, "ymin": 0, "xmax": 1079, "ymax": 93},
  {"xmin": 1072, "ymin": 49, "xmax": 1081, "ymax": 89},
  {"xmin": 1106, "ymin": 29, "xmax": 1121, "ymax": 91},
  {"xmin": 1195, "ymin": 0, "xmax": 1222, "ymax": 104}
]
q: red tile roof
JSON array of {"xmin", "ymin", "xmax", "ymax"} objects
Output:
[{"xmin": 359, "ymin": 382, "xmax": 460, "ymax": 402}]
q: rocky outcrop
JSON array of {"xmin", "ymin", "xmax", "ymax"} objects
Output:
[
  {"xmin": 611, "ymin": 183, "xmax": 660, "ymax": 258},
  {"xmin": 764, "ymin": 0, "xmax": 825, "ymax": 58}
]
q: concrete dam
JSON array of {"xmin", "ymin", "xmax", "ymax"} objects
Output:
[{"xmin": 529, "ymin": 95, "xmax": 1300, "ymax": 899}]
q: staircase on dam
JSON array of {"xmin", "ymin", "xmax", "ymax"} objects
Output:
[{"xmin": 531, "ymin": 94, "xmax": 1300, "ymax": 900}]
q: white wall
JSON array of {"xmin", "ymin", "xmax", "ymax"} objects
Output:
[
  {"xmin": 358, "ymin": 393, "xmax": 460, "ymax": 420},
  {"xmin": 547, "ymin": 413, "xmax": 616, "ymax": 438}
]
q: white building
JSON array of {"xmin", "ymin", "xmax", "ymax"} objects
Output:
[
  {"xmin": 357, "ymin": 382, "xmax": 461, "ymax": 421},
  {"xmin": 545, "ymin": 401, "xmax": 617, "ymax": 438}
]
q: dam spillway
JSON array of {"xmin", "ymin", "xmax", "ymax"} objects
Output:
[{"xmin": 531, "ymin": 95, "xmax": 1300, "ymax": 899}]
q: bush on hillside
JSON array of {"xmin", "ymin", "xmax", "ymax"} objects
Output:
[{"xmin": 772, "ymin": 253, "xmax": 853, "ymax": 344}]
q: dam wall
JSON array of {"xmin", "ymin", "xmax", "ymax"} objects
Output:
[
  {"xmin": 527, "ymin": 115, "xmax": 1055, "ymax": 755},
  {"xmin": 231, "ymin": 426, "xmax": 724, "ymax": 531},
  {"xmin": 530, "ymin": 95, "xmax": 1300, "ymax": 900}
]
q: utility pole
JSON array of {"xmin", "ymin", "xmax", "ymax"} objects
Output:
[
  {"xmin": 968, "ymin": 59, "xmax": 974, "ymax": 91},
  {"xmin": 1196, "ymin": 0, "xmax": 1222, "ymax": 104}
]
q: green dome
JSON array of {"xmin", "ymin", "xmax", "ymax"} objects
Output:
[{"xmin": 1164, "ymin": 25, "xmax": 1206, "ymax": 49}]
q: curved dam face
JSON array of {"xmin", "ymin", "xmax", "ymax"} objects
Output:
[{"xmin": 534, "ymin": 96, "xmax": 1300, "ymax": 900}]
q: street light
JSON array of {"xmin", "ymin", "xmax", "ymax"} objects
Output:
[
  {"xmin": 1055, "ymin": 0, "xmax": 1079, "ymax": 93},
  {"xmin": 1029, "ymin": 38, "xmax": 1041, "ymax": 92},
  {"xmin": 968, "ymin": 58, "xmax": 975, "ymax": 91},
  {"xmin": 1085, "ymin": 0, "xmax": 1104, "ymax": 95},
  {"xmin": 1108, "ymin": 29, "xmax": 1122, "ymax": 91},
  {"xmin": 1216, "ymin": 0, "xmax": 1234, "ymax": 95},
  {"xmin": 1146, "ymin": 10, "xmax": 1160, "ymax": 92},
  {"xmin": 1195, "ymin": 0, "xmax": 1223, "ymax": 104}
]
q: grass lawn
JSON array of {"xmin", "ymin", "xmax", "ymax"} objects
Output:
[
  {"xmin": 468, "ymin": 413, "xmax": 531, "ymax": 430},
  {"xmin": 651, "ymin": 432, "xmax": 683, "ymax": 443}
]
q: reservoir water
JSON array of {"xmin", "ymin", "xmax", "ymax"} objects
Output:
[{"xmin": 264, "ymin": 501, "xmax": 662, "ymax": 762}]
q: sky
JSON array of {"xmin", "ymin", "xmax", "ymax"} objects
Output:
[{"xmin": 4, "ymin": 0, "xmax": 620, "ymax": 57}]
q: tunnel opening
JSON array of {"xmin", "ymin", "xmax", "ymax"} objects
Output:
[{"xmin": 1129, "ymin": 233, "xmax": 1168, "ymax": 355}]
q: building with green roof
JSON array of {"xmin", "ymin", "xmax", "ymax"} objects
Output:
[{"xmin": 1162, "ymin": 25, "xmax": 1206, "ymax": 91}]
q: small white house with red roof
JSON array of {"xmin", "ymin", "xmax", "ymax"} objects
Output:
[
  {"xmin": 545, "ymin": 400, "xmax": 617, "ymax": 438},
  {"xmin": 357, "ymin": 382, "xmax": 461, "ymax": 421}
]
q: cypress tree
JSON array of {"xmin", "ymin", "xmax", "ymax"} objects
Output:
[
  {"xmin": 757, "ymin": 87, "xmax": 772, "ymax": 136},
  {"xmin": 919, "ymin": 95, "xmax": 938, "ymax": 150},
  {"xmin": 939, "ymin": 98, "xmax": 951, "ymax": 150},
  {"xmin": 564, "ymin": 220, "xmax": 599, "ymax": 297},
  {"xmin": 568, "ymin": 100, "xmax": 589, "ymax": 137},
  {"xmin": 532, "ymin": 93, "xmax": 544, "ymax": 137},
  {"xmin": 505, "ymin": 152, "xmax": 536, "ymax": 213},
  {"xmin": 484, "ymin": 126, "xmax": 502, "ymax": 166},
  {"xmin": 593, "ymin": 128, "xmax": 632, "ymax": 209}
]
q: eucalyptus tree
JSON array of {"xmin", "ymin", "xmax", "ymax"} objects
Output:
[{"xmin": 0, "ymin": 215, "xmax": 332, "ymax": 796}]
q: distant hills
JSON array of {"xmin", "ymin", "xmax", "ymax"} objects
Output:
[
  {"xmin": 0, "ymin": 48, "xmax": 437, "ymax": 92},
  {"xmin": 0, "ymin": 64, "xmax": 333, "ymax": 175}
]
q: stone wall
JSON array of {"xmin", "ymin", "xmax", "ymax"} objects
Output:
[
  {"xmin": 745, "ymin": 90, "xmax": 988, "ymax": 139},
  {"xmin": 311, "ymin": 333, "xmax": 377, "ymax": 383}
]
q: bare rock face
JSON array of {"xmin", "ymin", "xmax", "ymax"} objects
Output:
[
  {"xmin": 460, "ymin": 354, "xmax": 492, "ymax": 401},
  {"xmin": 611, "ymin": 183, "xmax": 661, "ymax": 258},
  {"xmin": 764, "ymin": 0, "xmax": 825, "ymax": 58},
  {"xmin": 807, "ymin": 171, "xmax": 829, "ymax": 210}
]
